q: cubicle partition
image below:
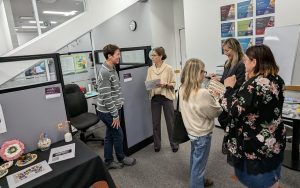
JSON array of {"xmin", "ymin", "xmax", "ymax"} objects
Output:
[
  {"xmin": 0, "ymin": 54, "xmax": 67, "ymax": 152},
  {"xmin": 95, "ymin": 46, "xmax": 153, "ymax": 155}
]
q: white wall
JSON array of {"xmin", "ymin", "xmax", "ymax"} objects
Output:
[
  {"xmin": 172, "ymin": 0, "xmax": 185, "ymax": 70},
  {"xmin": 276, "ymin": 0, "xmax": 300, "ymax": 27},
  {"xmin": 92, "ymin": 2, "xmax": 152, "ymax": 49},
  {"xmin": 92, "ymin": 0, "xmax": 182, "ymax": 72},
  {"xmin": 148, "ymin": 0, "xmax": 176, "ymax": 69},
  {"xmin": 17, "ymin": 32, "xmax": 38, "ymax": 46},
  {"xmin": 183, "ymin": 0, "xmax": 300, "ymax": 74},
  {"xmin": 0, "ymin": 0, "xmax": 13, "ymax": 56},
  {"xmin": 184, "ymin": 0, "xmax": 220, "ymax": 73}
]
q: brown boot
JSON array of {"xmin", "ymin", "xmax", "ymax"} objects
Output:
[{"xmin": 204, "ymin": 178, "xmax": 214, "ymax": 187}]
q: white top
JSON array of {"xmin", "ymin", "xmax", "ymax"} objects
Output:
[{"xmin": 179, "ymin": 88, "xmax": 222, "ymax": 137}]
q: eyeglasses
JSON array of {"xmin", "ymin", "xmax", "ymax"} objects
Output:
[{"xmin": 201, "ymin": 70, "xmax": 207, "ymax": 75}]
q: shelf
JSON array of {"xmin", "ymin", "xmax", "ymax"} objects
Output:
[{"xmin": 285, "ymin": 85, "xmax": 300, "ymax": 91}]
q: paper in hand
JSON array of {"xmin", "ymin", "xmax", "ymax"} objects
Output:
[
  {"xmin": 206, "ymin": 79, "xmax": 226, "ymax": 97},
  {"xmin": 145, "ymin": 79, "xmax": 161, "ymax": 90}
]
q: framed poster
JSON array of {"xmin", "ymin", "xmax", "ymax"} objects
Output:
[
  {"xmin": 238, "ymin": 19, "xmax": 253, "ymax": 36},
  {"xmin": 221, "ymin": 22, "xmax": 235, "ymax": 38},
  {"xmin": 256, "ymin": 0, "xmax": 275, "ymax": 16},
  {"xmin": 238, "ymin": 38, "xmax": 253, "ymax": 52},
  {"xmin": 255, "ymin": 37, "xmax": 264, "ymax": 45},
  {"xmin": 256, "ymin": 16, "xmax": 274, "ymax": 35},
  {"xmin": 221, "ymin": 4, "xmax": 235, "ymax": 21},
  {"xmin": 237, "ymin": 0, "xmax": 253, "ymax": 19}
]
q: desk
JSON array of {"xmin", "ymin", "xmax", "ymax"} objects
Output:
[
  {"xmin": 0, "ymin": 139, "xmax": 116, "ymax": 188},
  {"xmin": 85, "ymin": 91, "xmax": 99, "ymax": 99},
  {"xmin": 282, "ymin": 115, "xmax": 300, "ymax": 171}
]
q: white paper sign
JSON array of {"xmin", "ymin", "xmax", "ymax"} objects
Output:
[
  {"xmin": 48, "ymin": 143, "xmax": 75, "ymax": 164},
  {"xmin": 6, "ymin": 160, "xmax": 52, "ymax": 188},
  {"xmin": 0, "ymin": 104, "xmax": 7, "ymax": 134},
  {"xmin": 145, "ymin": 79, "xmax": 161, "ymax": 90}
]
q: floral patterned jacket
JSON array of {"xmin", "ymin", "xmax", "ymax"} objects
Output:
[{"xmin": 220, "ymin": 74, "xmax": 286, "ymax": 174}]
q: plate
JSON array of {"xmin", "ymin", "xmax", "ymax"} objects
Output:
[
  {"xmin": 0, "ymin": 161, "xmax": 13, "ymax": 170},
  {"xmin": 16, "ymin": 154, "xmax": 37, "ymax": 167},
  {"xmin": 0, "ymin": 169, "xmax": 8, "ymax": 179}
]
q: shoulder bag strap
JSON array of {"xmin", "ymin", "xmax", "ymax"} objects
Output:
[{"xmin": 177, "ymin": 86, "xmax": 180, "ymax": 110}]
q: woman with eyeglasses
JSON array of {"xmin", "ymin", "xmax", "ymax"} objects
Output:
[
  {"xmin": 146, "ymin": 47, "xmax": 179, "ymax": 153},
  {"xmin": 179, "ymin": 58, "xmax": 222, "ymax": 188},
  {"xmin": 210, "ymin": 38, "xmax": 246, "ymax": 154},
  {"xmin": 220, "ymin": 44, "xmax": 286, "ymax": 188}
]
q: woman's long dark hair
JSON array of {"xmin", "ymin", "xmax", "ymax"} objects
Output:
[{"xmin": 245, "ymin": 44, "xmax": 279, "ymax": 76}]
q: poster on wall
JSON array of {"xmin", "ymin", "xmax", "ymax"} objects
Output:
[
  {"xmin": 60, "ymin": 56, "xmax": 75, "ymax": 75},
  {"xmin": 237, "ymin": 19, "xmax": 253, "ymax": 36},
  {"xmin": 221, "ymin": 4, "xmax": 235, "ymax": 21},
  {"xmin": 256, "ymin": 16, "xmax": 274, "ymax": 35},
  {"xmin": 256, "ymin": 0, "xmax": 275, "ymax": 16},
  {"xmin": 221, "ymin": 22, "xmax": 235, "ymax": 38},
  {"xmin": 73, "ymin": 53, "xmax": 88, "ymax": 73},
  {"xmin": 237, "ymin": 0, "xmax": 253, "ymax": 19},
  {"xmin": 238, "ymin": 38, "xmax": 253, "ymax": 52},
  {"xmin": 255, "ymin": 37, "xmax": 264, "ymax": 45}
]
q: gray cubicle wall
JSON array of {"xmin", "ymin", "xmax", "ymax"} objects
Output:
[
  {"xmin": 0, "ymin": 83, "xmax": 66, "ymax": 152},
  {"xmin": 119, "ymin": 66, "xmax": 153, "ymax": 153}
]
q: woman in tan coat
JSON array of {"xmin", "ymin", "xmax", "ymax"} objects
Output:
[{"xmin": 146, "ymin": 47, "xmax": 178, "ymax": 152}]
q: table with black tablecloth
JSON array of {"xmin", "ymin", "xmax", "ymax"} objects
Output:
[
  {"xmin": 0, "ymin": 139, "xmax": 116, "ymax": 188},
  {"xmin": 282, "ymin": 115, "xmax": 300, "ymax": 171}
]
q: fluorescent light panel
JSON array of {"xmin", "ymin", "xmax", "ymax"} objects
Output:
[
  {"xmin": 29, "ymin": 21, "xmax": 57, "ymax": 24},
  {"xmin": 19, "ymin": 16, "xmax": 34, "ymax": 20},
  {"xmin": 43, "ymin": 10, "xmax": 78, "ymax": 16},
  {"xmin": 15, "ymin": 26, "xmax": 47, "ymax": 29}
]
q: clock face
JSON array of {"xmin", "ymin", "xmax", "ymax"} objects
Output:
[{"xmin": 129, "ymin": 20, "xmax": 137, "ymax": 31}]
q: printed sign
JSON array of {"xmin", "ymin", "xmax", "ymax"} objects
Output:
[
  {"xmin": 256, "ymin": 16, "xmax": 274, "ymax": 35},
  {"xmin": 237, "ymin": 0, "xmax": 253, "ymax": 19},
  {"xmin": 6, "ymin": 161, "xmax": 52, "ymax": 188},
  {"xmin": 221, "ymin": 22, "xmax": 235, "ymax": 38},
  {"xmin": 255, "ymin": 37, "xmax": 264, "ymax": 45},
  {"xmin": 238, "ymin": 38, "xmax": 254, "ymax": 52},
  {"xmin": 45, "ymin": 87, "xmax": 61, "ymax": 99},
  {"xmin": 123, "ymin": 73, "xmax": 133, "ymax": 82},
  {"xmin": 256, "ymin": 0, "xmax": 275, "ymax": 16},
  {"xmin": 238, "ymin": 19, "xmax": 253, "ymax": 36},
  {"xmin": 221, "ymin": 4, "xmax": 235, "ymax": 21}
]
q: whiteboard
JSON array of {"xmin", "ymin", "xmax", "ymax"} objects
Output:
[{"xmin": 263, "ymin": 25, "xmax": 300, "ymax": 85}]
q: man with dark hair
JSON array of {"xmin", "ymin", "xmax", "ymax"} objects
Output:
[{"xmin": 96, "ymin": 44, "xmax": 136, "ymax": 169}]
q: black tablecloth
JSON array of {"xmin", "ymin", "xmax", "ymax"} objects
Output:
[{"xmin": 0, "ymin": 139, "xmax": 116, "ymax": 188}]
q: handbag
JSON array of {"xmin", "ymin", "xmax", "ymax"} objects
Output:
[{"xmin": 172, "ymin": 89, "xmax": 189, "ymax": 144}]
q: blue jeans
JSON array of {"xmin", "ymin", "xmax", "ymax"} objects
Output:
[
  {"xmin": 190, "ymin": 133, "xmax": 212, "ymax": 188},
  {"xmin": 235, "ymin": 163, "xmax": 281, "ymax": 188},
  {"xmin": 97, "ymin": 110, "xmax": 125, "ymax": 164}
]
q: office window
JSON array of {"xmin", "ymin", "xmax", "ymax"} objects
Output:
[{"xmin": 0, "ymin": 58, "xmax": 57, "ymax": 90}]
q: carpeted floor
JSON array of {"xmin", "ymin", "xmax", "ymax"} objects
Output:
[{"xmin": 87, "ymin": 121, "xmax": 300, "ymax": 188}]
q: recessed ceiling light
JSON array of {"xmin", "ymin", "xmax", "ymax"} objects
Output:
[
  {"xmin": 43, "ymin": 10, "xmax": 78, "ymax": 16},
  {"xmin": 19, "ymin": 16, "xmax": 34, "ymax": 20}
]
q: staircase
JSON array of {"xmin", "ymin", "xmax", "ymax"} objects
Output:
[{"xmin": 0, "ymin": 0, "xmax": 138, "ymax": 85}]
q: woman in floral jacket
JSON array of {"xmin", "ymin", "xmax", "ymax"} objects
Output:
[{"xmin": 220, "ymin": 44, "xmax": 286, "ymax": 188}]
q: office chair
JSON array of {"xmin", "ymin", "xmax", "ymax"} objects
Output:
[{"xmin": 64, "ymin": 84, "xmax": 104, "ymax": 143}]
